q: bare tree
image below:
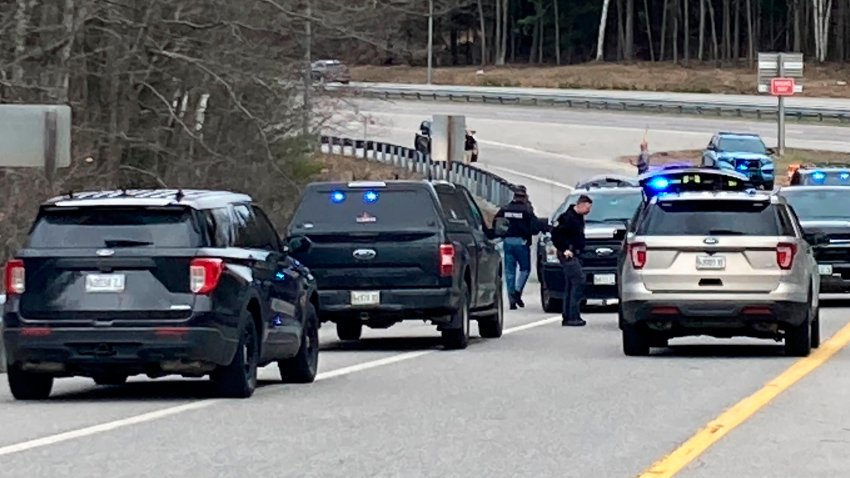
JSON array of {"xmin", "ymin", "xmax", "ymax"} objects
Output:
[{"xmin": 596, "ymin": 0, "xmax": 612, "ymax": 60}]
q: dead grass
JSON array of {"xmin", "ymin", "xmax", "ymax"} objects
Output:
[
  {"xmin": 351, "ymin": 62, "xmax": 850, "ymax": 97},
  {"xmin": 616, "ymin": 148, "xmax": 850, "ymax": 185}
]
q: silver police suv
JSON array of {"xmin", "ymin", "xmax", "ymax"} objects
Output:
[{"xmin": 619, "ymin": 189, "xmax": 822, "ymax": 357}]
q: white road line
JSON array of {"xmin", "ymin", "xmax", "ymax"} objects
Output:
[
  {"xmin": 0, "ymin": 315, "xmax": 562, "ymax": 457},
  {"xmin": 484, "ymin": 165, "xmax": 575, "ymax": 191}
]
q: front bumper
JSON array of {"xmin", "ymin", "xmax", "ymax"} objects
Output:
[
  {"xmin": 816, "ymin": 262, "xmax": 850, "ymax": 294},
  {"xmin": 317, "ymin": 287, "xmax": 461, "ymax": 322}
]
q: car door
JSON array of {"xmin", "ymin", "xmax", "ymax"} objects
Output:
[
  {"xmin": 458, "ymin": 187, "xmax": 501, "ymax": 308},
  {"xmin": 435, "ymin": 188, "xmax": 482, "ymax": 305}
]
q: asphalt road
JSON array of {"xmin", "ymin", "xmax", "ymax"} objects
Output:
[{"xmin": 3, "ymin": 102, "xmax": 850, "ymax": 477}]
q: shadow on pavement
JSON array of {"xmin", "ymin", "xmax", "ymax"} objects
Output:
[
  {"xmin": 321, "ymin": 336, "xmax": 484, "ymax": 353},
  {"xmin": 656, "ymin": 343, "xmax": 787, "ymax": 358},
  {"xmin": 42, "ymin": 378, "xmax": 282, "ymax": 402}
]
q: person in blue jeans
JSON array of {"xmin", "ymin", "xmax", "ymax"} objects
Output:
[{"xmin": 493, "ymin": 187, "xmax": 541, "ymax": 310}]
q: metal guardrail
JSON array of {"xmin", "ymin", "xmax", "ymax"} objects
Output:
[
  {"xmin": 330, "ymin": 84, "xmax": 850, "ymax": 124},
  {"xmin": 319, "ymin": 135, "xmax": 516, "ymax": 206}
]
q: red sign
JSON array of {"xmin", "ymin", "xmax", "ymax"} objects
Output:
[{"xmin": 770, "ymin": 78, "xmax": 796, "ymax": 96}]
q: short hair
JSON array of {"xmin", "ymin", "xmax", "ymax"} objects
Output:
[{"xmin": 576, "ymin": 194, "xmax": 593, "ymax": 204}]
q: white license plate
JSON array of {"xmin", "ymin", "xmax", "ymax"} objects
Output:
[
  {"xmin": 696, "ymin": 255, "xmax": 726, "ymax": 270},
  {"xmin": 85, "ymin": 273, "xmax": 126, "ymax": 293},
  {"xmin": 819, "ymin": 264, "xmax": 834, "ymax": 275},
  {"xmin": 593, "ymin": 274, "xmax": 616, "ymax": 285},
  {"xmin": 350, "ymin": 291, "xmax": 380, "ymax": 306}
]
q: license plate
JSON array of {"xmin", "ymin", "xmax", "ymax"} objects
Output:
[
  {"xmin": 819, "ymin": 264, "xmax": 834, "ymax": 275},
  {"xmin": 696, "ymin": 255, "xmax": 726, "ymax": 270},
  {"xmin": 350, "ymin": 291, "xmax": 380, "ymax": 306},
  {"xmin": 85, "ymin": 273, "xmax": 126, "ymax": 293},
  {"xmin": 593, "ymin": 274, "xmax": 616, "ymax": 285}
]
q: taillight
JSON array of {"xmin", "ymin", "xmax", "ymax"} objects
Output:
[
  {"xmin": 776, "ymin": 243, "xmax": 797, "ymax": 270},
  {"xmin": 4, "ymin": 259, "xmax": 25, "ymax": 295},
  {"xmin": 629, "ymin": 243, "xmax": 647, "ymax": 269},
  {"xmin": 190, "ymin": 258, "xmax": 224, "ymax": 294},
  {"xmin": 439, "ymin": 244, "xmax": 455, "ymax": 277}
]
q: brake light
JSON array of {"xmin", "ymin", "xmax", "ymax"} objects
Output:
[
  {"xmin": 776, "ymin": 243, "xmax": 797, "ymax": 270},
  {"xmin": 190, "ymin": 258, "xmax": 224, "ymax": 294},
  {"xmin": 4, "ymin": 259, "xmax": 25, "ymax": 295},
  {"xmin": 439, "ymin": 244, "xmax": 455, "ymax": 277},
  {"xmin": 629, "ymin": 243, "xmax": 647, "ymax": 269}
]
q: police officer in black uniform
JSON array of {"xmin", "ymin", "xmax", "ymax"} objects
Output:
[
  {"xmin": 494, "ymin": 186, "xmax": 540, "ymax": 309},
  {"xmin": 551, "ymin": 194, "xmax": 593, "ymax": 327}
]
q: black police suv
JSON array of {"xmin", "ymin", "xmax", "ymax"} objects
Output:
[
  {"xmin": 778, "ymin": 185, "xmax": 850, "ymax": 295},
  {"xmin": 287, "ymin": 180, "xmax": 503, "ymax": 349},
  {"xmin": 788, "ymin": 166, "xmax": 850, "ymax": 186},
  {"xmin": 3, "ymin": 189, "xmax": 319, "ymax": 400},
  {"xmin": 537, "ymin": 182, "xmax": 643, "ymax": 313}
]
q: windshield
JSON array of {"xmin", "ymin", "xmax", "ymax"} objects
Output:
[
  {"xmin": 27, "ymin": 206, "xmax": 203, "ymax": 248},
  {"xmin": 717, "ymin": 136, "xmax": 767, "ymax": 154},
  {"xmin": 289, "ymin": 187, "xmax": 440, "ymax": 232},
  {"xmin": 637, "ymin": 199, "xmax": 781, "ymax": 236},
  {"xmin": 781, "ymin": 189, "xmax": 850, "ymax": 220},
  {"xmin": 552, "ymin": 191, "xmax": 643, "ymax": 224}
]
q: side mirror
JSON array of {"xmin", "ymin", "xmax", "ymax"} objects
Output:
[
  {"xmin": 804, "ymin": 232, "xmax": 829, "ymax": 246},
  {"xmin": 706, "ymin": 144, "xmax": 716, "ymax": 151},
  {"xmin": 285, "ymin": 235, "xmax": 312, "ymax": 254}
]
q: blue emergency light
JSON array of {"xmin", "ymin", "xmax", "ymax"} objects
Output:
[
  {"xmin": 330, "ymin": 191, "xmax": 346, "ymax": 203},
  {"xmin": 648, "ymin": 177, "xmax": 669, "ymax": 190},
  {"xmin": 812, "ymin": 171, "xmax": 826, "ymax": 182},
  {"xmin": 841, "ymin": 172, "xmax": 850, "ymax": 181},
  {"xmin": 737, "ymin": 164, "xmax": 748, "ymax": 171},
  {"xmin": 363, "ymin": 190, "xmax": 378, "ymax": 203}
]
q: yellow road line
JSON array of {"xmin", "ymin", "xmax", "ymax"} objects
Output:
[{"xmin": 637, "ymin": 320, "xmax": 850, "ymax": 478}]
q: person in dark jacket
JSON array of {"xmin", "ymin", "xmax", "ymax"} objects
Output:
[
  {"xmin": 493, "ymin": 187, "xmax": 541, "ymax": 309},
  {"xmin": 551, "ymin": 194, "xmax": 593, "ymax": 326}
]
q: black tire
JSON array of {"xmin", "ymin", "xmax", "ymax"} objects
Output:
[
  {"xmin": 93, "ymin": 374, "xmax": 128, "ymax": 386},
  {"xmin": 622, "ymin": 324, "xmax": 650, "ymax": 356},
  {"xmin": 442, "ymin": 287, "xmax": 470, "ymax": 350},
  {"xmin": 764, "ymin": 181, "xmax": 775, "ymax": 191},
  {"xmin": 8, "ymin": 366, "xmax": 53, "ymax": 400},
  {"xmin": 785, "ymin": 316, "xmax": 812, "ymax": 357},
  {"xmin": 540, "ymin": 287, "xmax": 561, "ymax": 314},
  {"xmin": 212, "ymin": 314, "xmax": 259, "ymax": 398},
  {"xmin": 336, "ymin": 320, "xmax": 363, "ymax": 341},
  {"xmin": 811, "ymin": 306, "xmax": 821, "ymax": 349},
  {"xmin": 479, "ymin": 280, "xmax": 504, "ymax": 339},
  {"xmin": 279, "ymin": 303, "xmax": 320, "ymax": 384}
]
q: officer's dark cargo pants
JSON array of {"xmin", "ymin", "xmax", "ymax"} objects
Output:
[{"xmin": 561, "ymin": 257, "xmax": 584, "ymax": 322}]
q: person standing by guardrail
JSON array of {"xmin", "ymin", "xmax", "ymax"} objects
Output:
[
  {"xmin": 629, "ymin": 141, "xmax": 650, "ymax": 175},
  {"xmin": 493, "ymin": 187, "xmax": 538, "ymax": 310},
  {"xmin": 464, "ymin": 129, "xmax": 478, "ymax": 164},
  {"xmin": 551, "ymin": 195, "xmax": 593, "ymax": 327}
]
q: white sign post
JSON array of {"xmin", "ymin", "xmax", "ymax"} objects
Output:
[
  {"xmin": 430, "ymin": 115, "xmax": 466, "ymax": 168},
  {"xmin": 757, "ymin": 52, "xmax": 804, "ymax": 156},
  {"xmin": 0, "ymin": 105, "xmax": 71, "ymax": 182}
]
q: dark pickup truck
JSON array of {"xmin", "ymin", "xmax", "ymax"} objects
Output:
[{"xmin": 287, "ymin": 180, "xmax": 504, "ymax": 349}]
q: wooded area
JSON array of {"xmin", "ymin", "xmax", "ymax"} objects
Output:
[{"xmin": 329, "ymin": 0, "xmax": 850, "ymax": 66}]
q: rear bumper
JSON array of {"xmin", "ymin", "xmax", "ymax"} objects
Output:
[
  {"xmin": 540, "ymin": 262, "xmax": 619, "ymax": 300},
  {"xmin": 317, "ymin": 287, "xmax": 460, "ymax": 321},
  {"xmin": 621, "ymin": 300, "xmax": 809, "ymax": 331},
  {"xmin": 2, "ymin": 326, "xmax": 237, "ymax": 376}
]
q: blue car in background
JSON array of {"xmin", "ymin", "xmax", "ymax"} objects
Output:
[{"xmin": 701, "ymin": 132, "xmax": 776, "ymax": 190}]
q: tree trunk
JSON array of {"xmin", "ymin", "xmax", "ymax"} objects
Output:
[
  {"xmin": 476, "ymin": 0, "xmax": 487, "ymax": 65},
  {"xmin": 644, "ymin": 0, "xmax": 655, "ymax": 61},
  {"xmin": 723, "ymin": 0, "xmax": 731, "ymax": 59},
  {"xmin": 625, "ymin": 0, "xmax": 635, "ymax": 60},
  {"xmin": 617, "ymin": 0, "xmax": 626, "ymax": 60},
  {"xmin": 660, "ymin": 0, "xmax": 669, "ymax": 60},
  {"xmin": 707, "ymin": 0, "xmax": 720, "ymax": 62},
  {"xmin": 673, "ymin": 0, "xmax": 679, "ymax": 62},
  {"xmin": 734, "ymin": 0, "xmax": 741, "ymax": 60},
  {"xmin": 793, "ymin": 0, "xmax": 802, "ymax": 51},
  {"xmin": 684, "ymin": 0, "xmax": 690, "ymax": 64},
  {"xmin": 746, "ymin": 0, "xmax": 754, "ymax": 65},
  {"xmin": 494, "ymin": 0, "xmax": 502, "ymax": 65},
  {"xmin": 553, "ymin": 0, "xmax": 561, "ymax": 65},
  {"xmin": 698, "ymin": 0, "xmax": 705, "ymax": 60},
  {"xmin": 596, "ymin": 0, "xmax": 612, "ymax": 60},
  {"xmin": 538, "ymin": 14, "xmax": 544, "ymax": 63}
]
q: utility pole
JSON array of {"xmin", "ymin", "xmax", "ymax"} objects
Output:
[
  {"xmin": 427, "ymin": 0, "xmax": 434, "ymax": 84},
  {"xmin": 303, "ymin": 0, "xmax": 312, "ymax": 139}
]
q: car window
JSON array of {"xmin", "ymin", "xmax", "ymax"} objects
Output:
[
  {"xmin": 716, "ymin": 136, "xmax": 767, "ymax": 154},
  {"xmin": 27, "ymin": 206, "xmax": 204, "ymax": 248},
  {"xmin": 780, "ymin": 188, "xmax": 850, "ymax": 220},
  {"xmin": 289, "ymin": 187, "xmax": 440, "ymax": 232},
  {"xmin": 437, "ymin": 190, "xmax": 476, "ymax": 226},
  {"xmin": 636, "ymin": 199, "xmax": 781, "ymax": 236},
  {"xmin": 251, "ymin": 206, "xmax": 282, "ymax": 251},
  {"xmin": 459, "ymin": 189, "xmax": 485, "ymax": 232},
  {"xmin": 552, "ymin": 191, "xmax": 643, "ymax": 224}
]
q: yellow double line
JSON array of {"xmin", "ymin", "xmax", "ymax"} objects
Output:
[{"xmin": 637, "ymin": 320, "xmax": 850, "ymax": 477}]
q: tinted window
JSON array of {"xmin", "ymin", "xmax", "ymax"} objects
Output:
[
  {"xmin": 781, "ymin": 188, "xmax": 850, "ymax": 220},
  {"xmin": 251, "ymin": 206, "xmax": 281, "ymax": 251},
  {"xmin": 27, "ymin": 206, "xmax": 203, "ymax": 248},
  {"xmin": 637, "ymin": 200, "xmax": 781, "ymax": 236},
  {"xmin": 437, "ymin": 190, "xmax": 475, "ymax": 224},
  {"xmin": 553, "ymin": 191, "xmax": 643, "ymax": 224},
  {"xmin": 716, "ymin": 136, "xmax": 767, "ymax": 154},
  {"xmin": 289, "ymin": 187, "xmax": 439, "ymax": 232}
]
